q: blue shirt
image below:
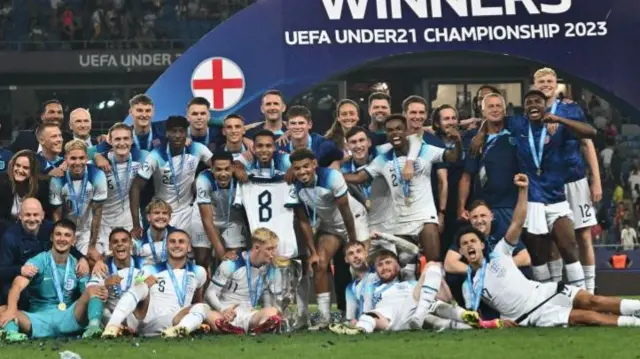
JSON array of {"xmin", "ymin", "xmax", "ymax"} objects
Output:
[
  {"xmin": 277, "ymin": 133, "xmax": 343, "ymax": 168},
  {"xmin": 508, "ymin": 115, "xmax": 574, "ymax": 204},
  {"xmin": 36, "ymin": 153, "xmax": 63, "ymax": 174},
  {"xmin": 422, "ymin": 132, "xmax": 447, "ymax": 209},
  {"xmin": 465, "ymin": 129, "xmax": 518, "ymax": 209},
  {"xmin": 554, "ymin": 102, "xmax": 588, "ymax": 183},
  {"xmin": 436, "ymin": 130, "xmax": 473, "ymax": 216},
  {"xmin": 26, "ymin": 250, "xmax": 88, "ymax": 312},
  {"xmin": 364, "ymin": 128, "xmax": 388, "ymax": 147},
  {"xmin": 0, "ymin": 148, "xmax": 12, "ymax": 173}
]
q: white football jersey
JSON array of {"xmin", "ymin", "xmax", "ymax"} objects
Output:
[
  {"xmin": 137, "ymin": 142, "xmax": 212, "ymax": 213},
  {"xmin": 365, "ymin": 144, "xmax": 444, "ymax": 223},
  {"xmin": 372, "ymin": 279, "xmax": 417, "ymax": 310},
  {"xmin": 195, "ymin": 171, "xmax": 246, "ymax": 229},
  {"xmin": 292, "ymin": 167, "xmax": 366, "ymax": 230},
  {"xmin": 234, "ymin": 177, "xmax": 298, "ymax": 258},
  {"xmin": 102, "ymin": 151, "xmax": 142, "ymax": 227},
  {"xmin": 134, "ymin": 226, "xmax": 176, "ymax": 266},
  {"xmin": 49, "ymin": 164, "xmax": 108, "ymax": 232},
  {"xmin": 87, "ymin": 256, "xmax": 144, "ymax": 311},
  {"xmin": 345, "ymin": 271, "xmax": 379, "ymax": 321},
  {"xmin": 139, "ymin": 262, "xmax": 207, "ymax": 315},
  {"xmin": 463, "ymin": 239, "xmax": 541, "ymax": 321},
  {"xmin": 208, "ymin": 251, "xmax": 276, "ymax": 310}
]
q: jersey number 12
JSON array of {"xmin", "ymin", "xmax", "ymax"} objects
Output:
[{"xmin": 258, "ymin": 190, "xmax": 272, "ymax": 222}]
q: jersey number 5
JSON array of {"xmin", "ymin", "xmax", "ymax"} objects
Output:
[
  {"xmin": 258, "ymin": 190, "xmax": 272, "ymax": 222},
  {"xmin": 157, "ymin": 279, "xmax": 166, "ymax": 293}
]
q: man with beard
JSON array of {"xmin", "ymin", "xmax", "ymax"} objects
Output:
[
  {"xmin": 366, "ymin": 92, "xmax": 392, "ymax": 146},
  {"xmin": 0, "ymin": 219, "xmax": 105, "ymax": 342},
  {"xmin": 50, "ymin": 140, "xmax": 108, "ymax": 262},
  {"xmin": 101, "ymin": 230, "xmax": 209, "ymax": 338},
  {"xmin": 344, "ymin": 114, "xmax": 462, "ymax": 326},
  {"xmin": 534, "ymin": 67, "xmax": 602, "ymax": 294},
  {"xmin": 0, "ymin": 199, "xmax": 88, "ymax": 309},
  {"xmin": 130, "ymin": 116, "xmax": 213, "ymax": 239},
  {"xmin": 244, "ymin": 90, "xmax": 288, "ymax": 138},
  {"xmin": 330, "ymin": 249, "xmax": 486, "ymax": 334},
  {"xmin": 10, "ymin": 100, "xmax": 73, "ymax": 153}
]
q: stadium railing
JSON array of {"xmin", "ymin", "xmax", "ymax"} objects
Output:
[{"xmin": 0, "ymin": 39, "xmax": 193, "ymax": 51}]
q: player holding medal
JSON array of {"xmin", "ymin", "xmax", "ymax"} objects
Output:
[{"xmin": 0, "ymin": 220, "xmax": 108, "ymax": 342}]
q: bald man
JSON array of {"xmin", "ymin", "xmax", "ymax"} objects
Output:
[
  {"xmin": 69, "ymin": 108, "xmax": 96, "ymax": 148},
  {"xmin": 0, "ymin": 198, "xmax": 88, "ymax": 309}
]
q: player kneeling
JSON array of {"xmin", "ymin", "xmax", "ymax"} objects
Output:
[
  {"xmin": 205, "ymin": 228, "xmax": 282, "ymax": 335},
  {"xmin": 458, "ymin": 174, "xmax": 640, "ymax": 327},
  {"xmin": 0, "ymin": 220, "xmax": 108, "ymax": 342},
  {"xmin": 330, "ymin": 249, "xmax": 481, "ymax": 334},
  {"xmin": 101, "ymin": 230, "xmax": 209, "ymax": 338},
  {"xmin": 82, "ymin": 228, "xmax": 145, "ymax": 338}
]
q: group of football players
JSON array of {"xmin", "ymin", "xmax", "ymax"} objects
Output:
[{"xmin": 1, "ymin": 66, "xmax": 640, "ymax": 343}]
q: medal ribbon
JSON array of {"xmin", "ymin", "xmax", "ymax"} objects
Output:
[
  {"xmin": 49, "ymin": 251, "xmax": 72, "ymax": 307},
  {"xmin": 166, "ymin": 144, "xmax": 186, "ymax": 198},
  {"xmin": 167, "ymin": 263, "xmax": 189, "ymax": 307},
  {"xmin": 65, "ymin": 168, "xmax": 89, "ymax": 217},
  {"xmin": 147, "ymin": 228, "xmax": 168, "ymax": 263},
  {"xmin": 465, "ymin": 258, "xmax": 487, "ymax": 311},
  {"xmin": 244, "ymin": 251, "xmax": 264, "ymax": 307},
  {"xmin": 110, "ymin": 153, "xmax": 132, "ymax": 209}
]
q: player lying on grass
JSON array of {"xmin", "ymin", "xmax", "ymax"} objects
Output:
[
  {"xmin": 101, "ymin": 229, "xmax": 209, "ymax": 338},
  {"xmin": 330, "ymin": 248, "xmax": 500, "ymax": 334},
  {"xmin": 458, "ymin": 173, "xmax": 640, "ymax": 327},
  {"xmin": 0, "ymin": 219, "xmax": 105, "ymax": 342},
  {"xmin": 82, "ymin": 228, "xmax": 145, "ymax": 338},
  {"xmin": 204, "ymin": 227, "xmax": 283, "ymax": 335}
]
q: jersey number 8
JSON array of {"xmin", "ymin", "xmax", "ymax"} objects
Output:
[{"xmin": 258, "ymin": 190, "xmax": 272, "ymax": 222}]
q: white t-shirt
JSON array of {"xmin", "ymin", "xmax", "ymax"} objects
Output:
[
  {"xmin": 137, "ymin": 143, "xmax": 212, "ymax": 213},
  {"xmin": 87, "ymin": 256, "xmax": 144, "ymax": 311},
  {"xmin": 207, "ymin": 252, "xmax": 275, "ymax": 310},
  {"xmin": 139, "ymin": 262, "xmax": 207, "ymax": 315},
  {"xmin": 234, "ymin": 177, "xmax": 298, "ymax": 259},
  {"xmin": 365, "ymin": 144, "xmax": 444, "ymax": 223},
  {"xmin": 463, "ymin": 239, "xmax": 542, "ymax": 321},
  {"xmin": 49, "ymin": 165, "xmax": 108, "ymax": 232},
  {"xmin": 600, "ymin": 147, "xmax": 614, "ymax": 167}
]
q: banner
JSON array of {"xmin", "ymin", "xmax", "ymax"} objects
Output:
[
  {"xmin": 0, "ymin": 50, "xmax": 181, "ymax": 73},
  {"xmin": 139, "ymin": 0, "xmax": 638, "ymax": 123}
]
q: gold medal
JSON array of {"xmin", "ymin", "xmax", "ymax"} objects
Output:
[
  {"xmin": 312, "ymin": 227, "xmax": 317, "ymax": 236},
  {"xmin": 365, "ymin": 199, "xmax": 372, "ymax": 210},
  {"xmin": 58, "ymin": 302, "xmax": 67, "ymax": 311}
]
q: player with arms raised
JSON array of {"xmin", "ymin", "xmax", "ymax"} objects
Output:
[
  {"xmin": 458, "ymin": 173, "xmax": 640, "ymax": 327},
  {"xmin": 102, "ymin": 230, "xmax": 209, "ymax": 338},
  {"xmin": 205, "ymin": 228, "xmax": 282, "ymax": 334}
]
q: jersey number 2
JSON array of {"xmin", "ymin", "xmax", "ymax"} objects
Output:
[{"xmin": 258, "ymin": 190, "xmax": 272, "ymax": 222}]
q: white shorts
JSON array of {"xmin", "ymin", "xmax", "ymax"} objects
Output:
[
  {"xmin": 565, "ymin": 178, "xmax": 597, "ymax": 230},
  {"xmin": 319, "ymin": 211, "xmax": 370, "ymax": 243},
  {"xmin": 74, "ymin": 231, "xmax": 107, "ymax": 255},
  {"xmin": 524, "ymin": 201, "xmax": 574, "ymax": 235},
  {"xmin": 191, "ymin": 220, "xmax": 247, "ymax": 250},
  {"xmin": 230, "ymin": 307, "xmax": 257, "ymax": 332},
  {"xmin": 370, "ymin": 295, "xmax": 417, "ymax": 332},
  {"xmin": 521, "ymin": 283, "xmax": 580, "ymax": 327},
  {"xmin": 170, "ymin": 206, "xmax": 193, "ymax": 233}
]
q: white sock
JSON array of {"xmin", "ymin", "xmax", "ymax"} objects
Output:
[
  {"xmin": 413, "ymin": 263, "xmax": 443, "ymax": 321},
  {"xmin": 583, "ymin": 265, "xmax": 596, "ymax": 294},
  {"xmin": 401, "ymin": 264, "xmax": 417, "ymax": 281},
  {"xmin": 424, "ymin": 314, "xmax": 473, "ymax": 330},
  {"xmin": 547, "ymin": 258, "xmax": 564, "ymax": 283},
  {"xmin": 317, "ymin": 292, "xmax": 331, "ymax": 321},
  {"xmin": 565, "ymin": 261, "xmax": 586, "ymax": 288},
  {"xmin": 620, "ymin": 299, "xmax": 640, "ymax": 316},
  {"xmin": 177, "ymin": 303, "xmax": 209, "ymax": 332},
  {"xmin": 356, "ymin": 314, "xmax": 376, "ymax": 333},
  {"xmin": 107, "ymin": 284, "xmax": 149, "ymax": 327},
  {"xmin": 532, "ymin": 264, "xmax": 551, "ymax": 283},
  {"xmin": 433, "ymin": 300, "xmax": 465, "ymax": 321},
  {"xmin": 617, "ymin": 316, "xmax": 640, "ymax": 327},
  {"xmin": 297, "ymin": 273, "xmax": 310, "ymax": 318}
]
